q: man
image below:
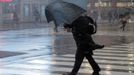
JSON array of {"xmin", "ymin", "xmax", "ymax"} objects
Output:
[
  {"xmin": 63, "ymin": 15, "xmax": 104, "ymax": 75},
  {"xmin": 119, "ymin": 13, "xmax": 130, "ymax": 31}
]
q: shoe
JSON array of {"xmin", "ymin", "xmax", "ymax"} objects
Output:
[
  {"xmin": 94, "ymin": 67, "xmax": 101, "ymax": 71},
  {"xmin": 92, "ymin": 72, "xmax": 100, "ymax": 75},
  {"xmin": 92, "ymin": 68, "xmax": 101, "ymax": 75}
]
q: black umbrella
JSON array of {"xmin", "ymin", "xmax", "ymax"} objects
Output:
[{"xmin": 45, "ymin": 0, "xmax": 86, "ymax": 26}]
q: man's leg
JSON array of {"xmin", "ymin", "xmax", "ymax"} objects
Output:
[
  {"xmin": 63, "ymin": 50, "xmax": 84, "ymax": 75},
  {"xmin": 85, "ymin": 53, "xmax": 101, "ymax": 73},
  {"xmin": 71, "ymin": 50, "xmax": 85, "ymax": 75},
  {"xmin": 122, "ymin": 23, "xmax": 126, "ymax": 31}
]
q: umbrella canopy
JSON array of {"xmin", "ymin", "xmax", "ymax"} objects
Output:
[
  {"xmin": 45, "ymin": 0, "xmax": 86, "ymax": 26},
  {"xmin": 63, "ymin": 0, "xmax": 89, "ymax": 10}
]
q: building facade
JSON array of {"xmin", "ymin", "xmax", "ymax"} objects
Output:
[
  {"xmin": 0, "ymin": 0, "xmax": 134, "ymax": 24},
  {"xmin": 0, "ymin": 0, "xmax": 50, "ymax": 24},
  {"xmin": 19, "ymin": 0, "xmax": 50, "ymax": 22},
  {"xmin": 88, "ymin": 0, "xmax": 134, "ymax": 20}
]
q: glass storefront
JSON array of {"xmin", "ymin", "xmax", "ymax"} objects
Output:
[{"xmin": 88, "ymin": 1, "xmax": 134, "ymax": 20}]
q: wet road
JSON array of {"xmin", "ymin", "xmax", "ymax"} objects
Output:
[
  {"xmin": 0, "ymin": 23, "xmax": 134, "ymax": 53},
  {"xmin": 0, "ymin": 23, "xmax": 134, "ymax": 75},
  {"xmin": 0, "ymin": 24, "xmax": 133, "ymax": 54}
]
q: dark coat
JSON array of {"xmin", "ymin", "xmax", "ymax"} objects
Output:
[
  {"xmin": 71, "ymin": 16, "xmax": 97, "ymax": 34},
  {"xmin": 71, "ymin": 16, "xmax": 97, "ymax": 54}
]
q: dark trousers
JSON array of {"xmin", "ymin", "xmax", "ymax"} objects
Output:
[
  {"xmin": 120, "ymin": 21, "xmax": 127, "ymax": 31},
  {"xmin": 71, "ymin": 50, "xmax": 100, "ymax": 74}
]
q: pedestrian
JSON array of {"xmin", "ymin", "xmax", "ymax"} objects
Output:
[
  {"xmin": 63, "ymin": 15, "xmax": 104, "ymax": 75},
  {"xmin": 119, "ymin": 13, "xmax": 130, "ymax": 31},
  {"xmin": 13, "ymin": 11, "xmax": 19, "ymax": 25},
  {"xmin": 33, "ymin": 7, "xmax": 41, "ymax": 22},
  {"xmin": 91, "ymin": 10, "xmax": 98, "ymax": 21}
]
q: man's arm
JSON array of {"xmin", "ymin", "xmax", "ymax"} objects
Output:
[{"xmin": 86, "ymin": 16, "xmax": 97, "ymax": 34}]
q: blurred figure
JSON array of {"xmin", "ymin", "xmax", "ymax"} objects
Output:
[
  {"xmin": 13, "ymin": 11, "xmax": 19, "ymax": 25},
  {"xmin": 63, "ymin": 15, "xmax": 104, "ymax": 75},
  {"xmin": 119, "ymin": 13, "xmax": 130, "ymax": 31},
  {"xmin": 108, "ymin": 10, "xmax": 118, "ymax": 23},
  {"xmin": 33, "ymin": 7, "xmax": 41, "ymax": 22},
  {"xmin": 108, "ymin": 11, "xmax": 113, "ymax": 23},
  {"xmin": 91, "ymin": 10, "xmax": 98, "ymax": 21}
]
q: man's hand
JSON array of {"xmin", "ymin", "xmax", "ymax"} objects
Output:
[{"xmin": 64, "ymin": 28, "xmax": 72, "ymax": 32}]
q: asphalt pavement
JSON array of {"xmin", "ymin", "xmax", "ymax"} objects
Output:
[{"xmin": 0, "ymin": 22, "xmax": 133, "ymax": 75}]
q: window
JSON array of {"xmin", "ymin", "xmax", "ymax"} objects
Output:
[{"xmin": 24, "ymin": 4, "xmax": 30, "ymax": 17}]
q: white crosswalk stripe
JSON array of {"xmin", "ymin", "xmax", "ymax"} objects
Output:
[{"xmin": 0, "ymin": 43, "xmax": 134, "ymax": 75}]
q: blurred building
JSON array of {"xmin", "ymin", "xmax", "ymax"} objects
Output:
[
  {"xmin": 0, "ymin": 0, "xmax": 50, "ymax": 24},
  {"xmin": 0, "ymin": 0, "xmax": 22, "ymax": 24},
  {"xmin": 0, "ymin": 0, "xmax": 134, "ymax": 24},
  {"xmin": 19, "ymin": 0, "xmax": 50, "ymax": 23},
  {"xmin": 88, "ymin": 0, "xmax": 134, "ymax": 20}
]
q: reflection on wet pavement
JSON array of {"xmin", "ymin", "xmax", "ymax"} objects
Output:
[
  {"xmin": 0, "ymin": 51, "xmax": 25, "ymax": 58},
  {"xmin": 0, "ymin": 27, "xmax": 133, "ymax": 75}
]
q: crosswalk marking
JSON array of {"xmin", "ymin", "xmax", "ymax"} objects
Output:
[
  {"xmin": 6, "ymin": 59, "xmax": 133, "ymax": 72},
  {"xmin": 0, "ymin": 43, "xmax": 134, "ymax": 75}
]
